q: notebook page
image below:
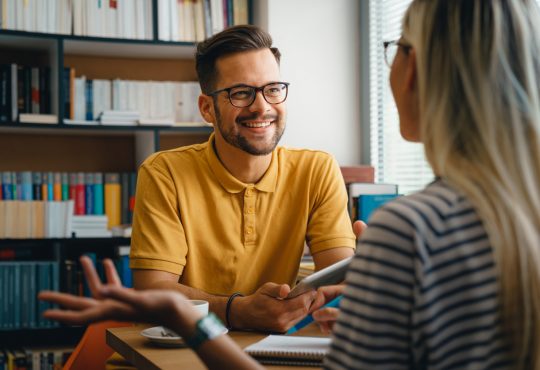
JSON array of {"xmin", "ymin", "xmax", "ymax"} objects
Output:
[{"xmin": 245, "ymin": 335, "xmax": 331, "ymax": 360}]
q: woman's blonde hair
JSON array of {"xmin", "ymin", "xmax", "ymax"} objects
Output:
[{"xmin": 403, "ymin": 0, "xmax": 540, "ymax": 366}]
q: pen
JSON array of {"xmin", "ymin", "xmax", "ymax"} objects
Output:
[{"xmin": 286, "ymin": 295, "xmax": 343, "ymax": 335}]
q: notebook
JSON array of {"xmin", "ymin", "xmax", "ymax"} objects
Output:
[{"xmin": 244, "ymin": 335, "xmax": 331, "ymax": 366}]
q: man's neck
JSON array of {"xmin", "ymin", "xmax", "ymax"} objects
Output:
[{"xmin": 213, "ymin": 139, "xmax": 272, "ymax": 184}]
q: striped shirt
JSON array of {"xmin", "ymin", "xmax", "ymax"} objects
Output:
[{"xmin": 325, "ymin": 179, "xmax": 513, "ymax": 370}]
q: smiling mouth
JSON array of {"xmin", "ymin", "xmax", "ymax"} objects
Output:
[{"xmin": 240, "ymin": 121, "xmax": 273, "ymax": 128}]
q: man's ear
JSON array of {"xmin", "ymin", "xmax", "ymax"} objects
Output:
[
  {"xmin": 199, "ymin": 94, "xmax": 216, "ymax": 125},
  {"xmin": 405, "ymin": 48, "xmax": 417, "ymax": 92}
]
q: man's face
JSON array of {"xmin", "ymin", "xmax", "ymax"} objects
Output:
[{"xmin": 210, "ymin": 49, "xmax": 287, "ymax": 156}]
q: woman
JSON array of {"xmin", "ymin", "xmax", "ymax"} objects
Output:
[{"xmin": 40, "ymin": 0, "xmax": 540, "ymax": 368}]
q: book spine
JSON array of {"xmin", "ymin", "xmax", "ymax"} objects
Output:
[
  {"xmin": 104, "ymin": 172, "xmax": 121, "ymax": 229},
  {"xmin": 128, "ymin": 171, "xmax": 137, "ymax": 223},
  {"xmin": 93, "ymin": 172, "xmax": 104, "ymax": 215},
  {"xmin": 31, "ymin": 67, "xmax": 39, "ymax": 114},
  {"xmin": 121, "ymin": 172, "xmax": 129, "ymax": 224},
  {"xmin": 46, "ymin": 171, "xmax": 53, "ymax": 201},
  {"xmin": 39, "ymin": 66, "xmax": 51, "ymax": 114},
  {"xmin": 85, "ymin": 79, "xmax": 93, "ymax": 121},
  {"xmin": 53, "ymin": 172, "xmax": 62, "ymax": 201},
  {"xmin": 32, "ymin": 171, "xmax": 42, "ymax": 200},
  {"xmin": 21, "ymin": 171, "xmax": 32, "ymax": 201},
  {"xmin": 0, "ymin": 64, "xmax": 9, "ymax": 122},
  {"xmin": 61, "ymin": 172, "xmax": 69, "ymax": 200},
  {"xmin": 41, "ymin": 172, "xmax": 48, "ymax": 200},
  {"xmin": 12, "ymin": 171, "xmax": 19, "ymax": 200},
  {"xmin": 2, "ymin": 171, "xmax": 13, "ymax": 200},
  {"xmin": 85, "ymin": 172, "xmax": 94, "ymax": 215},
  {"xmin": 75, "ymin": 172, "xmax": 85, "ymax": 215},
  {"xmin": 69, "ymin": 172, "xmax": 77, "ymax": 200}
]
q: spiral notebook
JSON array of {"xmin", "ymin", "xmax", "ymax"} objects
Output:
[{"xmin": 244, "ymin": 335, "xmax": 331, "ymax": 366}]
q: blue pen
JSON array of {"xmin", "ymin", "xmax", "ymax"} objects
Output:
[{"xmin": 286, "ymin": 295, "xmax": 343, "ymax": 335}]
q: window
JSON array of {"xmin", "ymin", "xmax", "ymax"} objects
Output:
[
  {"xmin": 367, "ymin": 0, "xmax": 433, "ymax": 195},
  {"xmin": 367, "ymin": 0, "xmax": 540, "ymax": 194}
]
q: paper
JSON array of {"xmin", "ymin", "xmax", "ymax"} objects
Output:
[{"xmin": 245, "ymin": 335, "xmax": 330, "ymax": 363}]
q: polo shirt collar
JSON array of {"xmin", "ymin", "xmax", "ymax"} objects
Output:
[{"xmin": 205, "ymin": 133, "xmax": 278, "ymax": 194}]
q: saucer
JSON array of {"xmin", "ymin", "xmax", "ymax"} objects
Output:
[
  {"xmin": 141, "ymin": 326, "xmax": 228, "ymax": 348},
  {"xmin": 140, "ymin": 326, "xmax": 186, "ymax": 347}
]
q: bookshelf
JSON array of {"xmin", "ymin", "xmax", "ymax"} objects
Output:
[{"xmin": 0, "ymin": 0, "xmax": 253, "ymax": 356}]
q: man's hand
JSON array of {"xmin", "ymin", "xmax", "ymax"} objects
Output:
[
  {"xmin": 231, "ymin": 283, "xmax": 317, "ymax": 333},
  {"xmin": 310, "ymin": 285, "xmax": 345, "ymax": 334}
]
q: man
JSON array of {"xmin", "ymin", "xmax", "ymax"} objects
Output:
[{"xmin": 130, "ymin": 25, "xmax": 356, "ymax": 332}]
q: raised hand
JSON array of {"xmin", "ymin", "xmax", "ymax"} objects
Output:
[{"xmin": 38, "ymin": 256, "xmax": 199, "ymax": 332}]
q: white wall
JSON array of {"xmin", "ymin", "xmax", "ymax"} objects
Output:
[{"xmin": 254, "ymin": 0, "xmax": 362, "ymax": 165}]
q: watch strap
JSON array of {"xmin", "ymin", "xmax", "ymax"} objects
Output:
[{"xmin": 185, "ymin": 312, "xmax": 227, "ymax": 349}]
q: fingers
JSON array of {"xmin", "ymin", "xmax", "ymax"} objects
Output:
[
  {"xmin": 310, "ymin": 285, "xmax": 345, "ymax": 312},
  {"xmin": 312, "ymin": 307, "xmax": 339, "ymax": 335},
  {"xmin": 80, "ymin": 255, "xmax": 104, "ymax": 299},
  {"xmin": 259, "ymin": 282, "xmax": 291, "ymax": 299},
  {"xmin": 103, "ymin": 259, "xmax": 122, "ymax": 287},
  {"xmin": 353, "ymin": 220, "xmax": 367, "ymax": 239},
  {"xmin": 43, "ymin": 301, "xmax": 136, "ymax": 326},
  {"xmin": 38, "ymin": 291, "xmax": 97, "ymax": 311},
  {"xmin": 100, "ymin": 286, "xmax": 143, "ymax": 307},
  {"xmin": 312, "ymin": 307, "xmax": 339, "ymax": 322}
]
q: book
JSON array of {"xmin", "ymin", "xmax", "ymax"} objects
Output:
[
  {"xmin": 105, "ymin": 173, "xmax": 121, "ymax": 229},
  {"xmin": 357, "ymin": 193, "xmax": 400, "ymax": 223},
  {"xmin": 347, "ymin": 182, "xmax": 398, "ymax": 221},
  {"xmin": 244, "ymin": 335, "xmax": 331, "ymax": 366},
  {"xmin": 19, "ymin": 113, "xmax": 58, "ymax": 124}
]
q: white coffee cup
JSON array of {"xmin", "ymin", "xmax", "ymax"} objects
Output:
[{"xmin": 189, "ymin": 299, "xmax": 209, "ymax": 316}]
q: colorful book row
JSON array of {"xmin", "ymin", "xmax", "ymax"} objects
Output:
[{"xmin": 0, "ymin": 171, "xmax": 137, "ymax": 227}]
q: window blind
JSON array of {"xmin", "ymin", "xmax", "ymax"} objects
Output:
[
  {"xmin": 368, "ymin": 0, "xmax": 540, "ymax": 194},
  {"xmin": 368, "ymin": 0, "xmax": 433, "ymax": 195}
]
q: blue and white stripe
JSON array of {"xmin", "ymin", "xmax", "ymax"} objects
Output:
[{"xmin": 325, "ymin": 179, "xmax": 513, "ymax": 370}]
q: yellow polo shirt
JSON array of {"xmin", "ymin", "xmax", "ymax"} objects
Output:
[{"xmin": 130, "ymin": 134, "xmax": 355, "ymax": 295}]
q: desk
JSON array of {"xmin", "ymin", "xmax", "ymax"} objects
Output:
[{"xmin": 107, "ymin": 324, "xmax": 325, "ymax": 370}]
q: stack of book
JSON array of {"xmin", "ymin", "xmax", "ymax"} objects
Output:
[
  {"xmin": 71, "ymin": 215, "xmax": 111, "ymax": 238},
  {"xmin": 99, "ymin": 110, "xmax": 140, "ymax": 126},
  {"xmin": 347, "ymin": 183, "xmax": 399, "ymax": 222}
]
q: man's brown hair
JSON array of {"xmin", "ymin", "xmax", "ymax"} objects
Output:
[{"xmin": 195, "ymin": 25, "xmax": 281, "ymax": 94}]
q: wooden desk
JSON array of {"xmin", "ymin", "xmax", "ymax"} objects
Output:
[{"xmin": 107, "ymin": 324, "xmax": 325, "ymax": 370}]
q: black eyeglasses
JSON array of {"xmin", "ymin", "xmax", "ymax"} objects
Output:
[
  {"xmin": 208, "ymin": 82, "xmax": 290, "ymax": 108},
  {"xmin": 383, "ymin": 40, "xmax": 412, "ymax": 67}
]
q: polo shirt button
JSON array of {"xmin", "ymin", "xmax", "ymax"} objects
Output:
[
  {"xmin": 246, "ymin": 227, "xmax": 253, "ymax": 234},
  {"xmin": 247, "ymin": 207, "xmax": 254, "ymax": 214},
  {"xmin": 245, "ymin": 188, "xmax": 253, "ymax": 197}
]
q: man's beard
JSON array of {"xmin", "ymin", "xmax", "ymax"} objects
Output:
[{"xmin": 214, "ymin": 107, "xmax": 285, "ymax": 156}]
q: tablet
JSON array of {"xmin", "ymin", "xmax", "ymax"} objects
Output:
[{"xmin": 287, "ymin": 256, "xmax": 353, "ymax": 298}]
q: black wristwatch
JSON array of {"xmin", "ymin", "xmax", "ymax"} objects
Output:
[{"xmin": 185, "ymin": 312, "xmax": 228, "ymax": 350}]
